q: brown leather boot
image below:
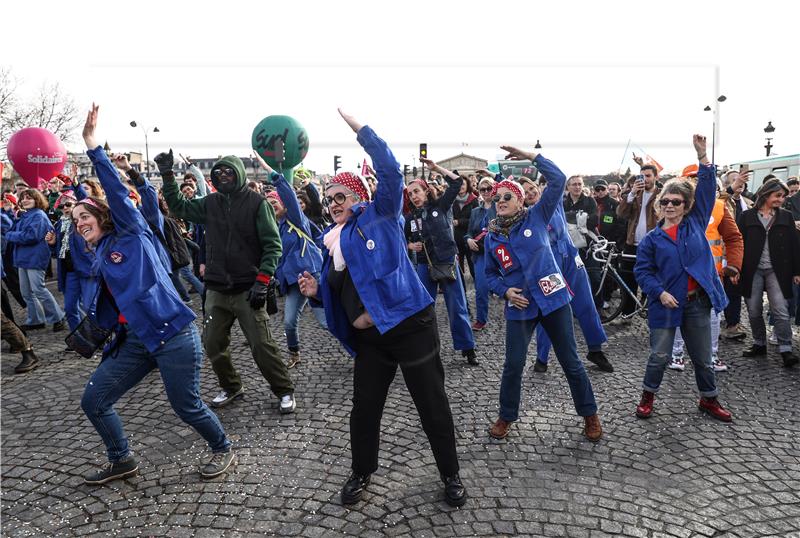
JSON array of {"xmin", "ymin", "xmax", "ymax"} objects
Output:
[
  {"xmin": 583, "ymin": 414, "xmax": 602, "ymax": 442},
  {"xmin": 489, "ymin": 418, "xmax": 513, "ymax": 439}
]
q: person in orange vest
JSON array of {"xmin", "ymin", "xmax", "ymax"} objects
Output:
[{"xmin": 668, "ymin": 164, "xmax": 743, "ymax": 372}]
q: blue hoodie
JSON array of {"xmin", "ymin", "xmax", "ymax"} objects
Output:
[{"xmin": 6, "ymin": 208, "xmax": 54, "ymax": 270}]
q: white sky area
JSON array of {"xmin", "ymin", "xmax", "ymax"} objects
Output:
[{"xmin": 4, "ymin": 0, "xmax": 799, "ymax": 177}]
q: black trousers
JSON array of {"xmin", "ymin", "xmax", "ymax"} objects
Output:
[
  {"xmin": 620, "ymin": 244, "xmax": 639, "ymax": 316},
  {"xmin": 350, "ymin": 305, "xmax": 459, "ymax": 478}
]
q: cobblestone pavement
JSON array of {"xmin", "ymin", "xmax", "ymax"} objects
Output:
[{"xmin": 2, "ymin": 280, "xmax": 800, "ymax": 537}]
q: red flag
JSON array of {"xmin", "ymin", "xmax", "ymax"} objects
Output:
[{"xmin": 361, "ymin": 159, "xmax": 375, "ymax": 178}]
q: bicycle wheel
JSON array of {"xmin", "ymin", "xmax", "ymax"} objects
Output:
[{"xmin": 588, "ymin": 267, "xmax": 623, "ymax": 324}]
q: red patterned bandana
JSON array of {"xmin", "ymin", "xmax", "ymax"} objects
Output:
[
  {"xmin": 492, "ymin": 179, "xmax": 524, "ymax": 202},
  {"xmin": 408, "ymin": 178, "xmax": 430, "ymax": 192},
  {"xmin": 330, "ymin": 172, "xmax": 370, "ymax": 202}
]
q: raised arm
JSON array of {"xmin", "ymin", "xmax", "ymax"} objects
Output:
[
  {"xmin": 254, "ymin": 152, "xmax": 312, "ymax": 234},
  {"xmin": 688, "ymin": 135, "xmax": 716, "ymax": 226},
  {"xmin": 421, "ymin": 158, "xmax": 463, "ymax": 211},
  {"xmin": 157, "ymin": 150, "xmax": 208, "ymax": 224},
  {"xmin": 114, "ymin": 153, "xmax": 165, "ymax": 237},
  {"xmin": 340, "ymin": 109, "xmax": 403, "ymax": 218}
]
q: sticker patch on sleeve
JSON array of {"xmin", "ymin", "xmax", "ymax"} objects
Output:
[
  {"xmin": 538, "ymin": 273, "xmax": 566, "ymax": 296},
  {"xmin": 494, "ymin": 245, "xmax": 514, "ymax": 270},
  {"xmin": 109, "ymin": 251, "xmax": 124, "ymax": 264}
]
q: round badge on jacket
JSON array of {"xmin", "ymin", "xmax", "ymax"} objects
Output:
[
  {"xmin": 432, "ymin": 211, "xmax": 439, "ymax": 217},
  {"xmin": 366, "ymin": 239, "xmax": 375, "ymax": 250},
  {"xmin": 524, "ymin": 229, "xmax": 532, "ymax": 237}
]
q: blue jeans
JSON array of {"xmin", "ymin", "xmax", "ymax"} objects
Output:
[
  {"xmin": 642, "ymin": 294, "xmax": 718, "ymax": 397},
  {"xmin": 179, "ymin": 266, "xmax": 204, "ymax": 294},
  {"xmin": 81, "ymin": 323, "xmax": 230, "ymax": 463},
  {"xmin": 416, "ymin": 263, "xmax": 475, "ymax": 351},
  {"xmin": 63, "ymin": 273, "xmax": 95, "ymax": 332},
  {"xmin": 746, "ymin": 269, "xmax": 792, "ymax": 353},
  {"xmin": 501, "ymin": 304, "xmax": 597, "ymax": 421},
  {"xmin": 169, "ymin": 271, "xmax": 190, "ymax": 302},
  {"xmin": 18, "ymin": 267, "xmax": 64, "ymax": 325},
  {"xmin": 472, "ymin": 253, "xmax": 489, "ymax": 324},
  {"xmin": 283, "ymin": 283, "xmax": 328, "ymax": 351}
]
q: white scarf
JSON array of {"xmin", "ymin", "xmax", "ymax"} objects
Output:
[{"xmin": 323, "ymin": 223, "xmax": 346, "ymax": 271}]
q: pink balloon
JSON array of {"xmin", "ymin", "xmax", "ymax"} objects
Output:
[{"xmin": 7, "ymin": 127, "xmax": 68, "ymax": 188}]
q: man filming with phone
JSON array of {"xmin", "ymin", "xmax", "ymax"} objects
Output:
[{"xmin": 614, "ymin": 165, "xmax": 661, "ymax": 324}]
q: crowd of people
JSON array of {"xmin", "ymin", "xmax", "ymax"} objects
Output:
[{"xmin": 2, "ymin": 104, "xmax": 799, "ymax": 507}]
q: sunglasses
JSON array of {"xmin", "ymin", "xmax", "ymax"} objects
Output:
[
  {"xmin": 479, "ymin": 187, "xmax": 493, "ymax": 193},
  {"xmin": 659, "ymin": 198, "xmax": 684, "ymax": 207},
  {"xmin": 594, "ymin": 186, "xmax": 607, "ymax": 191},
  {"xmin": 210, "ymin": 166, "xmax": 235, "ymax": 180},
  {"xmin": 61, "ymin": 202, "xmax": 75, "ymax": 208},
  {"xmin": 492, "ymin": 193, "xmax": 515, "ymax": 203},
  {"xmin": 323, "ymin": 192, "xmax": 353, "ymax": 207}
]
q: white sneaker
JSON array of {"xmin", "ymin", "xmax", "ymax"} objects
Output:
[
  {"xmin": 768, "ymin": 332, "xmax": 778, "ymax": 345},
  {"xmin": 711, "ymin": 356, "xmax": 728, "ymax": 372},
  {"xmin": 668, "ymin": 356, "xmax": 685, "ymax": 371},
  {"xmin": 279, "ymin": 394, "xmax": 296, "ymax": 414},
  {"xmin": 210, "ymin": 388, "xmax": 244, "ymax": 408}
]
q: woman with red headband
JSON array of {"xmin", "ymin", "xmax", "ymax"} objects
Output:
[
  {"xmin": 404, "ymin": 163, "xmax": 477, "ymax": 365},
  {"xmin": 484, "ymin": 146, "xmax": 601, "ymax": 442},
  {"xmin": 298, "ymin": 109, "xmax": 466, "ymax": 508}
]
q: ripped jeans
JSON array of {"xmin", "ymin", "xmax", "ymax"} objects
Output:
[{"xmin": 642, "ymin": 294, "xmax": 718, "ymax": 398}]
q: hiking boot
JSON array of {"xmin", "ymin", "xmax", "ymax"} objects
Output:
[
  {"xmin": 463, "ymin": 349, "xmax": 479, "ymax": 366},
  {"xmin": 341, "ymin": 473, "xmax": 370, "ymax": 505},
  {"xmin": 200, "ymin": 450, "xmax": 236, "ymax": 479},
  {"xmin": 698, "ymin": 397, "xmax": 732, "ymax": 422},
  {"xmin": 471, "ymin": 321, "xmax": 486, "ymax": 332},
  {"xmin": 14, "ymin": 349, "xmax": 39, "ymax": 374},
  {"xmin": 441, "ymin": 474, "xmax": 467, "ymax": 507},
  {"xmin": 489, "ymin": 418, "xmax": 513, "ymax": 439},
  {"xmin": 279, "ymin": 394, "xmax": 296, "ymax": 414},
  {"xmin": 781, "ymin": 352, "xmax": 799, "ymax": 368},
  {"xmin": 583, "ymin": 414, "xmax": 602, "ymax": 441},
  {"xmin": 210, "ymin": 388, "xmax": 244, "ymax": 408},
  {"xmin": 722, "ymin": 324, "xmax": 747, "ymax": 340},
  {"xmin": 587, "ymin": 350, "xmax": 614, "ymax": 372},
  {"xmin": 84, "ymin": 455, "xmax": 138, "ymax": 485},
  {"xmin": 52, "ymin": 318, "xmax": 67, "ymax": 332},
  {"xmin": 742, "ymin": 344, "xmax": 767, "ymax": 357},
  {"xmin": 668, "ymin": 356, "xmax": 685, "ymax": 371},
  {"xmin": 287, "ymin": 351, "xmax": 301, "ymax": 369},
  {"xmin": 533, "ymin": 360, "xmax": 548, "ymax": 373},
  {"xmin": 636, "ymin": 390, "xmax": 655, "ymax": 419}
]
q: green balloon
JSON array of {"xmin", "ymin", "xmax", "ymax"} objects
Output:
[{"xmin": 251, "ymin": 115, "xmax": 310, "ymax": 171}]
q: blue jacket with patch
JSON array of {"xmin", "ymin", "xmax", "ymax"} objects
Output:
[
  {"xmin": 634, "ymin": 162, "xmax": 728, "ymax": 328},
  {"xmin": 270, "ymin": 171, "xmax": 324, "ymax": 294},
  {"xmin": 84, "ymin": 147, "xmax": 195, "ymax": 353},
  {"xmin": 484, "ymin": 155, "xmax": 571, "ymax": 320},
  {"xmin": 318, "ymin": 126, "xmax": 433, "ymax": 356},
  {"xmin": 6, "ymin": 208, "xmax": 54, "ymax": 270}
]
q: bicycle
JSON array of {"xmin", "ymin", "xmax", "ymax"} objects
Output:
[{"xmin": 587, "ymin": 237, "xmax": 648, "ymax": 324}]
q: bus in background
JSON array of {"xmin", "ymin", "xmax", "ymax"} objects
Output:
[{"xmin": 727, "ymin": 154, "xmax": 800, "ymax": 192}]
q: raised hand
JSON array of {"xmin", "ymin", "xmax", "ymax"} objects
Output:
[
  {"xmin": 693, "ymin": 134, "xmax": 708, "ymax": 163},
  {"xmin": 153, "ymin": 149, "xmax": 174, "ymax": 175},
  {"xmin": 501, "ymin": 145, "xmax": 536, "ymax": 162},
  {"xmin": 252, "ymin": 152, "xmax": 274, "ymax": 175},
  {"xmin": 338, "ymin": 108, "xmax": 364, "ymax": 134},
  {"xmin": 112, "ymin": 153, "xmax": 132, "ymax": 171},
  {"xmin": 82, "ymin": 103, "xmax": 99, "ymax": 150},
  {"xmin": 632, "ymin": 152, "xmax": 645, "ymax": 167}
]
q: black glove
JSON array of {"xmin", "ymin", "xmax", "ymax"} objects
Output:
[
  {"xmin": 153, "ymin": 149, "xmax": 174, "ymax": 176},
  {"xmin": 247, "ymin": 278, "xmax": 270, "ymax": 309}
]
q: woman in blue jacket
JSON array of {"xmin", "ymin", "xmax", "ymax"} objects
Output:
[
  {"xmin": 298, "ymin": 109, "xmax": 466, "ymax": 508},
  {"xmin": 5, "ymin": 189, "xmax": 66, "ymax": 331},
  {"xmin": 76, "ymin": 104, "xmax": 233, "ymax": 485},
  {"xmin": 253, "ymin": 153, "xmax": 327, "ymax": 369},
  {"xmin": 484, "ymin": 146, "xmax": 601, "ymax": 443},
  {"xmin": 404, "ymin": 161, "xmax": 477, "ymax": 365},
  {"xmin": 633, "ymin": 135, "xmax": 732, "ymax": 423},
  {"xmin": 464, "ymin": 175, "xmax": 496, "ymax": 331}
]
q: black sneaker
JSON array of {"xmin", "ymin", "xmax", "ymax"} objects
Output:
[
  {"xmin": 533, "ymin": 360, "xmax": 548, "ymax": 373},
  {"xmin": 742, "ymin": 344, "xmax": 767, "ymax": 357},
  {"xmin": 200, "ymin": 450, "xmax": 236, "ymax": 479},
  {"xmin": 341, "ymin": 473, "xmax": 370, "ymax": 505},
  {"xmin": 14, "ymin": 349, "xmax": 39, "ymax": 374},
  {"xmin": 462, "ymin": 349, "xmax": 479, "ymax": 366},
  {"xmin": 781, "ymin": 352, "xmax": 799, "ymax": 368},
  {"xmin": 441, "ymin": 474, "xmax": 467, "ymax": 507},
  {"xmin": 84, "ymin": 456, "xmax": 138, "ymax": 485},
  {"xmin": 210, "ymin": 388, "xmax": 244, "ymax": 408},
  {"xmin": 52, "ymin": 318, "xmax": 67, "ymax": 332},
  {"xmin": 587, "ymin": 350, "xmax": 614, "ymax": 372}
]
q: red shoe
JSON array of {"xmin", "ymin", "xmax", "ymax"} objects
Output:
[
  {"xmin": 698, "ymin": 397, "xmax": 732, "ymax": 422},
  {"xmin": 471, "ymin": 321, "xmax": 486, "ymax": 331},
  {"xmin": 635, "ymin": 391, "xmax": 655, "ymax": 419}
]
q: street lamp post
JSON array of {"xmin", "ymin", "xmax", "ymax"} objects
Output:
[
  {"xmin": 703, "ymin": 95, "xmax": 726, "ymax": 165},
  {"xmin": 534, "ymin": 140, "xmax": 542, "ymax": 149},
  {"xmin": 129, "ymin": 121, "xmax": 160, "ymax": 179},
  {"xmin": 764, "ymin": 121, "xmax": 775, "ymax": 156}
]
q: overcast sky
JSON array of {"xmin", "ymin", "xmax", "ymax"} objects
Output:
[{"xmin": 5, "ymin": 0, "xmax": 798, "ymax": 177}]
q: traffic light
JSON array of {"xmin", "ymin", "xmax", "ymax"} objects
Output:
[
  {"xmin": 333, "ymin": 155, "xmax": 341, "ymax": 174},
  {"xmin": 419, "ymin": 143, "xmax": 427, "ymax": 159},
  {"xmin": 412, "ymin": 166, "xmax": 418, "ymax": 177},
  {"xmin": 403, "ymin": 164, "xmax": 410, "ymax": 177}
]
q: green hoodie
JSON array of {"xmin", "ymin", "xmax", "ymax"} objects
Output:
[{"xmin": 162, "ymin": 155, "xmax": 282, "ymax": 278}]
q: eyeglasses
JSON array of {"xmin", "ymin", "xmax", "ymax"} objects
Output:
[
  {"xmin": 479, "ymin": 187, "xmax": 493, "ymax": 193},
  {"xmin": 659, "ymin": 198, "xmax": 684, "ymax": 207},
  {"xmin": 594, "ymin": 186, "xmax": 607, "ymax": 191},
  {"xmin": 210, "ymin": 166, "xmax": 235, "ymax": 180},
  {"xmin": 323, "ymin": 192, "xmax": 353, "ymax": 207},
  {"xmin": 492, "ymin": 193, "xmax": 515, "ymax": 203},
  {"xmin": 61, "ymin": 202, "xmax": 75, "ymax": 208}
]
